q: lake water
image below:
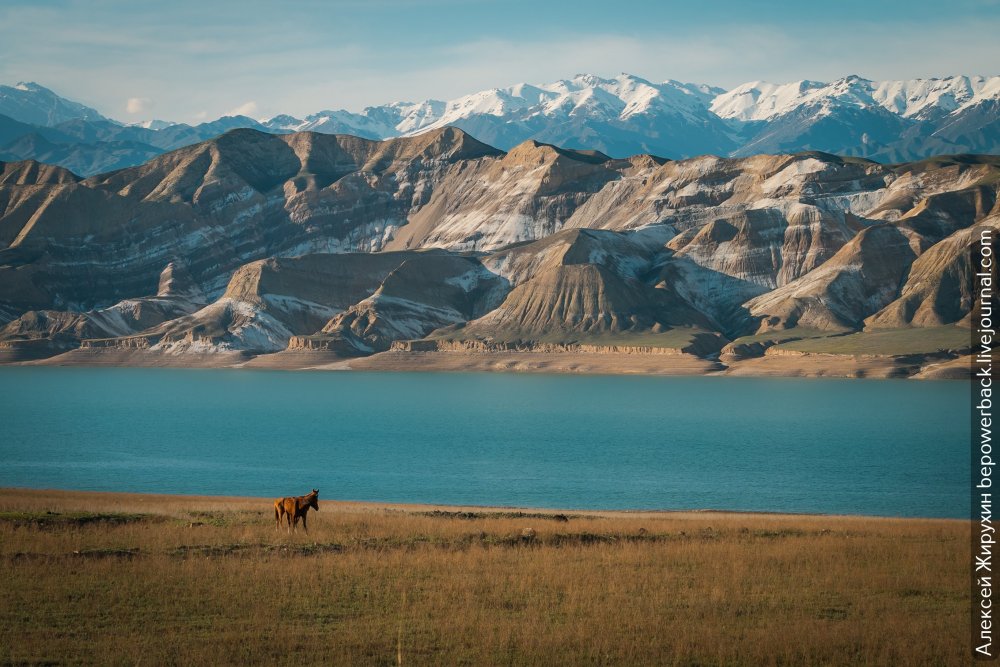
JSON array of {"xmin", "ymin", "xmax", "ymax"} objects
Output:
[{"xmin": 0, "ymin": 368, "xmax": 970, "ymax": 518}]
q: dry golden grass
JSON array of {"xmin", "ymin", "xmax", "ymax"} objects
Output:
[{"xmin": 0, "ymin": 489, "xmax": 969, "ymax": 666}]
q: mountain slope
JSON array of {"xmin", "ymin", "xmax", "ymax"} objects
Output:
[
  {"xmin": 0, "ymin": 131, "xmax": 996, "ymax": 365},
  {"xmin": 0, "ymin": 128, "xmax": 501, "ymax": 312},
  {"xmin": 744, "ymin": 224, "xmax": 919, "ymax": 331},
  {"xmin": 866, "ymin": 219, "xmax": 997, "ymax": 328}
]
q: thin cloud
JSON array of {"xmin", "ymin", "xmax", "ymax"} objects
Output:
[
  {"xmin": 125, "ymin": 97, "xmax": 152, "ymax": 114},
  {"xmin": 226, "ymin": 101, "xmax": 258, "ymax": 117}
]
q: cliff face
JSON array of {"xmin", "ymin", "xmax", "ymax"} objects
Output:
[
  {"xmin": 319, "ymin": 254, "xmax": 507, "ymax": 354},
  {"xmin": 745, "ymin": 224, "xmax": 919, "ymax": 331},
  {"xmin": 866, "ymin": 220, "xmax": 997, "ymax": 329},
  {"xmin": 0, "ymin": 129, "xmax": 996, "ymax": 363},
  {"xmin": 134, "ymin": 253, "xmax": 426, "ymax": 354}
]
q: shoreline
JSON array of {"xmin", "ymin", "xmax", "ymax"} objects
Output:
[
  {"xmin": 1, "ymin": 346, "xmax": 974, "ymax": 380},
  {"xmin": 0, "ymin": 487, "xmax": 966, "ymax": 522}
]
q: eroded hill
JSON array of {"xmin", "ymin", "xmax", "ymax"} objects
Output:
[{"xmin": 0, "ymin": 128, "xmax": 994, "ymax": 375}]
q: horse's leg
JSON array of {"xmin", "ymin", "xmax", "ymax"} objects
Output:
[
  {"xmin": 301, "ymin": 511, "xmax": 308, "ymax": 534},
  {"xmin": 275, "ymin": 504, "xmax": 280, "ymax": 530},
  {"xmin": 286, "ymin": 510, "xmax": 293, "ymax": 533}
]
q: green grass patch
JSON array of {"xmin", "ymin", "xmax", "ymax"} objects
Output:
[
  {"xmin": 727, "ymin": 327, "xmax": 845, "ymax": 347},
  {"xmin": 776, "ymin": 325, "xmax": 970, "ymax": 356}
]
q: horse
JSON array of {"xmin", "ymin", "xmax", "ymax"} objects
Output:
[{"xmin": 274, "ymin": 489, "xmax": 319, "ymax": 533}]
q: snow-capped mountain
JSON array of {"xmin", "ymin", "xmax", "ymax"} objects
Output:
[
  {"xmin": 263, "ymin": 74, "xmax": 734, "ymax": 157},
  {"xmin": 1, "ymin": 73, "xmax": 998, "ymax": 175},
  {"xmin": 127, "ymin": 119, "xmax": 177, "ymax": 131},
  {"xmin": 713, "ymin": 75, "xmax": 1000, "ymax": 160},
  {"xmin": 262, "ymin": 101, "xmax": 447, "ymax": 139},
  {"xmin": 0, "ymin": 82, "xmax": 108, "ymax": 126},
  {"xmin": 260, "ymin": 73, "xmax": 1000, "ymax": 161},
  {"xmin": 406, "ymin": 74, "xmax": 735, "ymax": 158},
  {"xmin": 711, "ymin": 74, "xmax": 1000, "ymax": 122},
  {"xmin": 388, "ymin": 74, "xmax": 724, "ymax": 131}
]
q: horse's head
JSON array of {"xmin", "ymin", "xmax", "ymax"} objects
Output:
[{"xmin": 310, "ymin": 489, "xmax": 319, "ymax": 511}]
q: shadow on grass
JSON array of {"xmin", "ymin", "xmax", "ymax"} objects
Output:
[{"xmin": 0, "ymin": 511, "xmax": 157, "ymax": 528}]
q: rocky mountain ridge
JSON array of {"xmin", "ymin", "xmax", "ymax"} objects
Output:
[
  {"xmin": 2, "ymin": 74, "xmax": 998, "ymax": 176},
  {"xmin": 0, "ymin": 127, "xmax": 993, "ymax": 375}
]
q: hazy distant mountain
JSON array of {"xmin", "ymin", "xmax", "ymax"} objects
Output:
[
  {"xmin": 0, "ymin": 110, "xmax": 278, "ymax": 176},
  {"xmin": 0, "ymin": 131, "xmax": 163, "ymax": 176},
  {"xmin": 0, "ymin": 82, "xmax": 108, "ymax": 126},
  {"xmin": 127, "ymin": 119, "xmax": 176, "ymax": 131},
  {"xmin": 713, "ymin": 75, "xmax": 1000, "ymax": 160},
  {"xmin": 1, "ymin": 74, "xmax": 998, "ymax": 175}
]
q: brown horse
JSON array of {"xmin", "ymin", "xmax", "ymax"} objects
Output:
[{"xmin": 274, "ymin": 489, "xmax": 319, "ymax": 533}]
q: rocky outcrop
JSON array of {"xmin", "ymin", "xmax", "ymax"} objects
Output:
[
  {"xmin": 383, "ymin": 140, "xmax": 626, "ymax": 251},
  {"xmin": 459, "ymin": 262, "xmax": 712, "ymax": 340},
  {"xmin": 319, "ymin": 254, "xmax": 507, "ymax": 353},
  {"xmin": 867, "ymin": 218, "xmax": 1000, "ymax": 328},
  {"xmin": 0, "ymin": 128, "xmax": 501, "ymax": 314},
  {"xmin": 0, "ymin": 288, "xmax": 203, "ymax": 356},
  {"xmin": 481, "ymin": 227, "xmax": 654, "ymax": 289},
  {"xmin": 745, "ymin": 225, "xmax": 920, "ymax": 331},
  {"xmin": 141, "ymin": 253, "xmax": 423, "ymax": 353},
  {"xmin": 0, "ymin": 159, "xmax": 79, "ymax": 186}
]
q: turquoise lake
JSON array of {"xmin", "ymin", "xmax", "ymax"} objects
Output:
[{"xmin": 0, "ymin": 368, "xmax": 971, "ymax": 518}]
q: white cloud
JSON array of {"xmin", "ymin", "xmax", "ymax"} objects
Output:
[
  {"xmin": 226, "ymin": 101, "xmax": 258, "ymax": 117},
  {"xmin": 125, "ymin": 97, "xmax": 152, "ymax": 114}
]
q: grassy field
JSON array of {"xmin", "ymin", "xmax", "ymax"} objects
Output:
[
  {"xmin": 726, "ymin": 327, "xmax": 844, "ymax": 347},
  {"xmin": 0, "ymin": 489, "xmax": 970, "ymax": 666},
  {"xmin": 726, "ymin": 325, "xmax": 971, "ymax": 357},
  {"xmin": 775, "ymin": 325, "xmax": 971, "ymax": 356}
]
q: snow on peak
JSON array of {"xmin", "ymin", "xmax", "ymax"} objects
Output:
[
  {"xmin": 712, "ymin": 75, "xmax": 1000, "ymax": 121},
  {"xmin": 872, "ymin": 75, "xmax": 1000, "ymax": 118},
  {"xmin": 0, "ymin": 81, "xmax": 108, "ymax": 126},
  {"xmin": 711, "ymin": 80, "xmax": 836, "ymax": 121},
  {"xmin": 262, "ymin": 114, "xmax": 304, "ymax": 130},
  {"xmin": 5, "ymin": 71, "xmax": 993, "ymax": 156},
  {"xmin": 128, "ymin": 119, "xmax": 176, "ymax": 130},
  {"xmin": 400, "ymin": 73, "xmax": 719, "ymax": 136},
  {"xmin": 241, "ymin": 72, "xmax": 1000, "ymax": 149}
]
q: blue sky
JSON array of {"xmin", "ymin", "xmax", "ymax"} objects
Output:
[{"xmin": 1, "ymin": 0, "xmax": 998, "ymax": 122}]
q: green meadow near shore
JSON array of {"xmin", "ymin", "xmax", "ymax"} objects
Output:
[{"xmin": 0, "ymin": 489, "xmax": 969, "ymax": 666}]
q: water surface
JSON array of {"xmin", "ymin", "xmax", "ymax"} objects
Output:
[{"xmin": 0, "ymin": 368, "xmax": 970, "ymax": 517}]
